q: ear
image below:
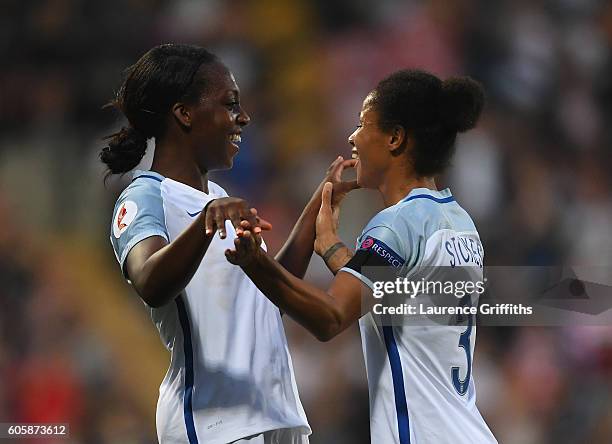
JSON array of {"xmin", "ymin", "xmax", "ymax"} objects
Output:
[
  {"xmin": 388, "ymin": 125, "xmax": 409, "ymax": 153},
  {"xmin": 171, "ymin": 103, "xmax": 192, "ymax": 129}
]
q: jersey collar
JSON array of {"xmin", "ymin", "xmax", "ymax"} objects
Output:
[
  {"xmin": 132, "ymin": 169, "xmax": 165, "ymax": 183},
  {"xmin": 133, "ymin": 169, "xmax": 220, "ymax": 198},
  {"xmin": 401, "ymin": 187, "xmax": 455, "ymax": 204}
]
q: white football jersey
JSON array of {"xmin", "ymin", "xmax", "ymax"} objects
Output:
[
  {"xmin": 110, "ymin": 170, "xmax": 310, "ymax": 444},
  {"xmin": 341, "ymin": 188, "xmax": 497, "ymax": 444}
]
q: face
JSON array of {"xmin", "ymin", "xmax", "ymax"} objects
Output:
[
  {"xmin": 348, "ymin": 94, "xmax": 393, "ymax": 188},
  {"xmin": 188, "ymin": 63, "xmax": 250, "ymax": 171}
]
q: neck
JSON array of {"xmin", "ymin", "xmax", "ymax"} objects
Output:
[
  {"xmin": 151, "ymin": 139, "xmax": 209, "ymax": 193},
  {"xmin": 378, "ymin": 168, "xmax": 437, "ymax": 207}
]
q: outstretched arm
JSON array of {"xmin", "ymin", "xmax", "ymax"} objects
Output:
[
  {"xmin": 227, "ymin": 183, "xmax": 372, "ymax": 341},
  {"xmin": 126, "ymin": 199, "xmax": 271, "ymax": 308},
  {"xmin": 241, "ymin": 242, "xmax": 365, "ymax": 341},
  {"xmin": 275, "ymin": 156, "xmax": 359, "ymax": 278}
]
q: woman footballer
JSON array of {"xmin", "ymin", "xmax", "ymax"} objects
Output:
[
  {"xmin": 101, "ymin": 44, "xmax": 357, "ymax": 444},
  {"xmin": 227, "ymin": 70, "xmax": 498, "ymax": 443}
]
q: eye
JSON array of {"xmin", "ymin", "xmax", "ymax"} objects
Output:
[
  {"xmin": 355, "ymin": 123, "xmax": 363, "ymax": 129},
  {"xmin": 226, "ymin": 101, "xmax": 240, "ymax": 112}
]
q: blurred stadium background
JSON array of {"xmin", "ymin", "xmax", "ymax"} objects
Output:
[{"xmin": 1, "ymin": 0, "xmax": 612, "ymax": 442}]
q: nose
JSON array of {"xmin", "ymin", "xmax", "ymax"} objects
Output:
[
  {"xmin": 348, "ymin": 132, "xmax": 355, "ymax": 147},
  {"xmin": 237, "ymin": 107, "xmax": 251, "ymax": 126}
]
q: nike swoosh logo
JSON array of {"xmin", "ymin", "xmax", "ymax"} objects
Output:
[{"xmin": 187, "ymin": 210, "xmax": 202, "ymax": 217}]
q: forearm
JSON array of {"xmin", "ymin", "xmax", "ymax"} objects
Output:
[
  {"xmin": 275, "ymin": 192, "xmax": 321, "ymax": 278},
  {"xmin": 277, "ymin": 156, "xmax": 359, "ymax": 277},
  {"xmin": 315, "ymin": 232, "xmax": 355, "ymax": 275},
  {"xmin": 319, "ymin": 241, "xmax": 354, "ymax": 274},
  {"xmin": 243, "ymin": 250, "xmax": 345, "ymax": 341},
  {"xmin": 132, "ymin": 213, "xmax": 213, "ymax": 307}
]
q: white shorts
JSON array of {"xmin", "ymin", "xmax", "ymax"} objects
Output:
[{"xmin": 231, "ymin": 428, "xmax": 310, "ymax": 444}]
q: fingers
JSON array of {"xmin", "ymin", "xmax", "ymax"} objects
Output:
[
  {"xmin": 205, "ymin": 205, "xmax": 216, "ymax": 236},
  {"xmin": 214, "ymin": 212, "xmax": 252, "ymax": 239},
  {"xmin": 326, "ymin": 157, "xmax": 360, "ymax": 196},
  {"xmin": 256, "ymin": 216, "xmax": 273, "ymax": 232},
  {"xmin": 204, "ymin": 199, "xmax": 272, "ymax": 239},
  {"xmin": 224, "ymin": 229, "xmax": 259, "ymax": 265},
  {"xmin": 214, "ymin": 210, "xmax": 227, "ymax": 239},
  {"xmin": 334, "ymin": 158, "xmax": 358, "ymax": 180},
  {"xmin": 246, "ymin": 208, "xmax": 272, "ymax": 234},
  {"xmin": 240, "ymin": 218, "xmax": 271, "ymax": 234},
  {"xmin": 329, "ymin": 156, "xmax": 345, "ymax": 181},
  {"xmin": 225, "ymin": 248, "xmax": 238, "ymax": 264},
  {"xmin": 340, "ymin": 158, "xmax": 358, "ymax": 169},
  {"xmin": 326, "ymin": 155, "xmax": 344, "ymax": 175},
  {"xmin": 320, "ymin": 181, "xmax": 333, "ymax": 212},
  {"xmin": 228, "ymin": 209, "xmax": 243, "ymax": 235},
  {"xmin": 328, "ymin": 157, "xmax": 358, "ymax": 181},
  {"xmin": 239, "ymin": 221, "xmax": 265, "ymax": 247},
  {"xmin": 316, "ymin": 182, "xmax": 338, "ymax": 239},
  {"xmin": 235, "ymin": 232, "xmax": 249, "ymax": 255},
  {"xmin": 337, "ymin": 179, "xmax": 360, "ymax": 193},
  {"xmin": 240, "ymin": 230, "xmax": 256, "ymax": 248},
  {"xmin": 224, "ymin": 238, "xmax": 245, "ymax": 265},
  {"xmin": 240, "ymin": 207, "xmax": 257, "ymax": 231}
]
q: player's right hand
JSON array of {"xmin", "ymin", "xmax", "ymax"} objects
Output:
[
  {"xmin": 204, "ymin": 198, "xmax": 272, "ymax": 239},
  {"xmin": 314, "ymin": 156, "xmax": 360, "ymax": 207},
  {"xmin": 314, "ymin": 182, "xmax": 341, "ymax": 256}
]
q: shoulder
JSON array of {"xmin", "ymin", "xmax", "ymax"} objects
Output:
[
  {"xmin": 111, "ymin": 176, "xmax": 166, "ymax": 240},
  {"xmin": 389, "ymin": 188, "xmax": 475, "ymax": 236},
  {"xmin": 118, "ymin": 174, "xmax": 163, "ymax": 204},
  {"xmin": 110, "ymin": 175, "xmax": 169, "ymax": 273},
  {"xmin": 356, "ymin": 208, "xmax": 408, "ymax": 268},
  {"xmin": 360, "ymin": 203, "xmax": 416, "ymax": 246},
  {"xmin": 395, "ymin": 192, "xmax": 450, "ymax": 223}
]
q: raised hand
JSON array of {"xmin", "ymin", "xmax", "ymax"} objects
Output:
[
  {"xmin": 314, "ymin": 182, "xmax": 340, "ymax": 256},
  {"xmin": 318, "ymin": 156, "xmax": 360, "ymax": 207},
  {"xmin": 204, "ymin": 198, "xmax": 272, "ymax": 239},
  {"xmin": 225, "ymin": 220, "xmax": 263, "ymax": 266}
]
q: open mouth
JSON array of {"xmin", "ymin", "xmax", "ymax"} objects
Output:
[
  {"xmin": 351, "ymin": 147, "xmax": 359, "ymax": 159},
  {"xmin": 229, "ymin": 133, "xmax": 242, "ymax": 144}
]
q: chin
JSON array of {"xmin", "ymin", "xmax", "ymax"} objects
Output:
[
  {"xmin": 199, "ymin": 158, "xmax": 233, "ymax": 173},
  {"xmin": 212, "ymin": 160, "xmax": 233, "ymax": 171},
  {"xmin": 225, "ymin": 152, "xmax": 238, "ymax": 169}
]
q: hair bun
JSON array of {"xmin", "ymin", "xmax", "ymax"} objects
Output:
[
  {"xmin": 100, "ymin": 126, "xmax": 148, "ymax": 175},
  {"xmin": 439, "ymin": 77, "xmax": 485, "ymax": 133}
]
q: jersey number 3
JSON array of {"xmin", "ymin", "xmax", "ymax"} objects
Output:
[{"xmin": 451, "ymin": 295, "xmax": 473, "ymax": 396}]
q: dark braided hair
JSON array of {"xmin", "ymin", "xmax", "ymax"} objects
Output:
[
  {"xmin": 370, "ymin": 69, "xmax": 485, "ymax": 176},
  {"xmin": 100, "ymin": 44, "xmax": 219, "ymax": 175}
]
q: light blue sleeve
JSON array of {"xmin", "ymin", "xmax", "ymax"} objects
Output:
[
  {"xmin": 109, "ymin": 180, "xmax": 169, "ymax": 278},
  {"xmin": 340, "ymin": 214, "xmax": 408, "ymax": 289},
  {"xmin": 357, "ymin": 224, "xmax": 407, "ymax": 265}
]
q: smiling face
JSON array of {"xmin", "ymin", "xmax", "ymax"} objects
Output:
[
  {"xmin": 348, "ymin": 93, "xmax": 394, "ymax": 188},
  {"xmin": 187, "ymin": 62, "xmax": 250, "ymax": 172}
]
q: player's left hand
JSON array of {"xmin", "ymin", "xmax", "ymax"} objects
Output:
[{"xmin": 225, "ymin": 220, "xmax": 264, "ymax": 266}]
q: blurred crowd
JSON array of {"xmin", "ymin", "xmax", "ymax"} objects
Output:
[
  {"xmin": 1, "ymin": 0, "xmax": 612, "ymax": 443},
  {"xmin": 0, "ymin": 197, "xmax": 156, "ymax": 443}
]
